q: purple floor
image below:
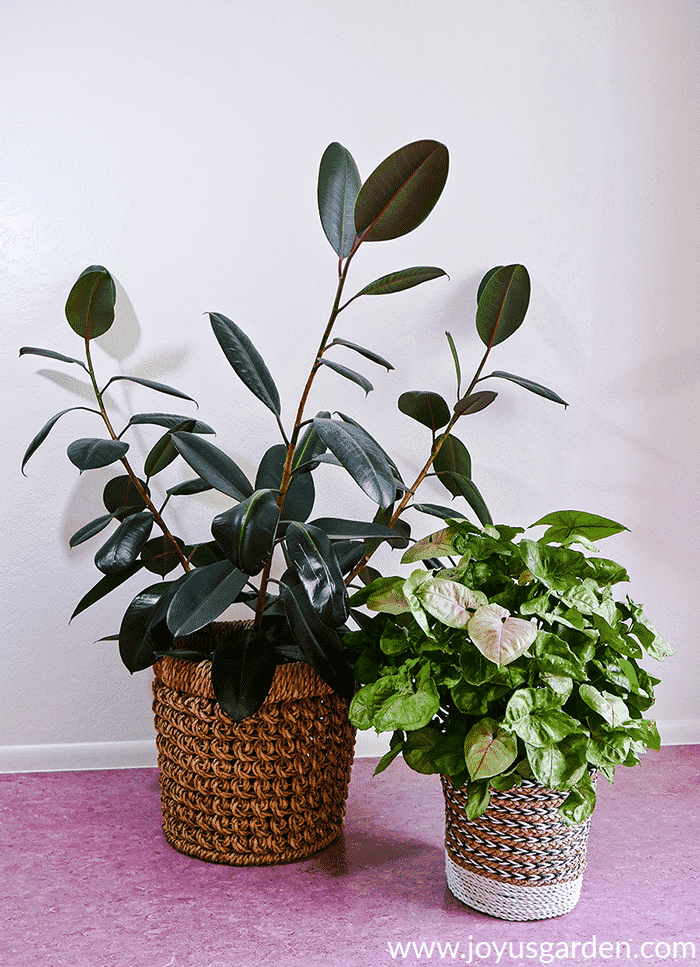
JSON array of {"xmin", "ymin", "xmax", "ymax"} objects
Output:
[{"xmin": 2, "ymin": 746, "xmax": 698, "ymax": 967}]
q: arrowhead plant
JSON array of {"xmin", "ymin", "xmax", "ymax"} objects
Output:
[
  {"xmin": 345, "ymin": 511, "xmax": 672, "ymax": 824},
  {"xmin": 20, "ymin": 140, "xmax": 570, "ymax": 723}
]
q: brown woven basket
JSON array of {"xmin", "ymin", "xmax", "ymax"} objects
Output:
[
  {"xmin": 152, "ymin": 621, "xmax": 356, "ymax": 866},
  {"xmin": 441, "ymin": 774, "xmax": 594, "ymax": 920}
]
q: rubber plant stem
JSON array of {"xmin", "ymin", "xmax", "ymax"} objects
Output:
[
  {"xmin": 84, "ymin": 337, "xmax": 191, "ymax": 573},
  {"xmin": 253, "ymin": 251, "xmax": 357, "ymax": 628}
]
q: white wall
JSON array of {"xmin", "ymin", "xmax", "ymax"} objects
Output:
[{"xmin": 2, "ymin": 0, "xmax": 698, "ymax": 771}]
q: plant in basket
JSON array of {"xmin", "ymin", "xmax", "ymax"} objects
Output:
[
  {"xmin": 345, "ymin": 512, "xmax": 672, "ymax": 917},
  {"xmin": 20, "ymin": 139, "xmax": 568, "ymax": 864}
]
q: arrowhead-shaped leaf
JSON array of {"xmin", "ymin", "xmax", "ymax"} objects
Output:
[
  {"xmin": 417, "ymin": 578, "xmax": 488, "ymax": 629},
  {"xmin": 475, "ymin": 264, "xmax": 530, "ymax": 348},
  {"xmin": 317, "ymin": 142, "xmax": 361, "ymax": 258},
  {"xmin": 171, "ymin": 431, "xmax": 253, "ymax": 500},
  {"xmin": 579, "ymin": 684, "xmax": 630, "ymax": 726},
  {"xmin": 94, "ymin": 510, "xmax": 154, "ymax": 575},
  {"xmin": 209, "ymin": 312, "xmax": 281, "ymax": 416},
  {"xmin": 401, "ymin": 526, "xmax": 460, "ymax": 563},
  {"xmin": 464, "ymin": 718, "xmax": 518, "ymax": 780},
  {"xmin": 65, "ymin": 265, "xmax": 116, "ymax": 340},
  {"xmin": 354, "ymin": 140, "xmax": 449, "ymax": 242},
  {"xmin": 468, "ymin": 604, "xmax": 537, "ymax": 666},
  {"xmin": 398, "ymin": 391, "xmax": 450, "ymax": 432},
  {"xmin": 67, "ymin": 438, "xmax": 129, "ymax": 472},
  {"xmin": 529, "ymin": 510, "xmax": 629, "ymax": 543}
]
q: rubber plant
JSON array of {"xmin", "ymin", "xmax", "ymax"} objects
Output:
[
  {"xmin": 345, "ymin": 512, "xmax": 672, "ymax": 822},
  {"xmin": 20, "ymin": 139, "xmax": 567, "ymax": 722}
]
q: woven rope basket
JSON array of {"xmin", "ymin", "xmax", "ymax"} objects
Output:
[
  {"xmin": 441, "ymin": 774, "xmax": 594, "ymax": 920},
  {"xmin": 152, "ymin": 622, "xmax": 356, "ymax": 866}
]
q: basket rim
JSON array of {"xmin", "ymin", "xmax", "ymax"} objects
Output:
[{"xmin": 152, "ymin": 620, "xmax": 336, "ymax": 704}]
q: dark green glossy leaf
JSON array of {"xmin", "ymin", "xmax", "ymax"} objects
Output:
[
  {"xmin": 313, "ymin": 418, "xmax": 396, "ymax": 509},
  {"xmin": 335, "ymin": 413, "xmax": 403, "ymax": 482},
  {"xmin": 210, "ymin": 625, "xmax": 278, "ymax": 721},
  {"xmin": 123, "ymin": 412, "xmax": 214, "ymax": 434},
  {"xmin": 67, "ymin": 437, "xmax": 129, "ymax": 472},
  {"xmin": 453, "ymin": 390, "xmax": 498, "ymax": 416},
  {"xmin": 167, "ymin": 561, "xmax": 249, "ymax": 638},
  {"xmin": 70, "ymin": 511, "xmax": 120, "ymax": 547},
  {"xmin": 445, "ymin": 332, "xmax": 461, "ymax": 398},
  {"xmin": 292, "ymin": 411, "xmax": 330, "ymax": 471},
  {"xmin": 94, "ymin": 510, "xmax": 154, "ymax": 575},
  {"xmin": 398, "ymin": 391, "xmax": 450, "ymax": 432},
  {"xmin": 144, "ymin": 419, "xmax": 196, "ymax": 477},
  {"xmin": 351, "ymin": 266, "xmax": 447, "ymax": 298},
  {"xmin": 209, "ymin": 312, "xmax": 281, "ymax": 416},
  {"xmin": 476, "ymin": 266, "xmax": 503, "ymax": 304},
  {"xmin": 64, "ymin": 265, "xmax": 116, "ymax": 340},
  {"xmin": 255, "ymin": 443, "xmax": 315, "ymax": 523},
  {"xmin": 211, "ymin": 489, "xmax": 280, "ymax": 575},
  {"xmin": 118, "ymin": 581, "xmax": 176, "ymax": 673},
  {"xmin": 166, "ymin": 477, "xmax": 212, "ymax": 496},
  {"xmin": 186, "ymin": 541, "xmax": 226, "ymax": 567},
  {"xmin": 171, "ymin": 431, "xmax": 253, "ymax": 500},
  {"xmin": 327, "ymin": 339, "xmax": 394, "ymax": 371},
  {"xmin": 489, "ymin": 371, "xmax": 568, "ymax": 407},
  {"xmin": 21, "ymin": 406, "xmax": 101, "ymax": 474},
  {"xmin": 309, "ymin": 517, "xmax": 402, "ymax": 541},
  {"xmin": 140, "ymin": 535, "xmax": 186, "ymax": 575},
  {"xmin": 70, "ymin": 561, "xmax": 143, "ymax": 621},
  {"xmin": 103, "ymin": 475, "xmax": 150, "ymax": 521},
  {"xmin": 433, "ymin": 433, "xmax": 471, "ymax": 481},
  {"xmin": 354, "ymin": 140, "xmax": 449, "ymax": 242},
  {"xmin": 282, "ymin": 586, "xmax": 355, "ymax": 700},
  {"xmin": 434, "ymin": 471, "xmax": 493, "ymax": 526},
  {"xmin": 317, "ymin": 142, "xmax": 361, "ymax": 259},
  {"xmin": 285, "ymin": 522, "xmax": 349, "ymax": 628},
  {"xmin": 475, "ymin": 264, "xmax": 530, "ymax": 348},
  {"xmin": 318, "ymin": 358, "xmax": 373, "ymax": 395},
  {"xmin": 102, "ymin": 375, "xmax": 197, "ymax": 406},
  {"xmin": 408, "ymin": 503, "xmax": 468, "ymax": 521},
  {"xmin": 19, "ymin": 346, "xmax": 88, "ymax": 370},
  {"xmin": 529, "ymin": 510, "xmax": 629, "ymax": 543}
]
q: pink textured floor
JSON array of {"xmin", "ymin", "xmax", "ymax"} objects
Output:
[{"xmin": 2, "ymin": 745, "xmax": 698, "ymax": 967}]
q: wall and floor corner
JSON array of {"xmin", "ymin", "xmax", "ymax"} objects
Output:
[{"xmin": 2, "ymin": 0, "xmax": 698, "ymax": 775}]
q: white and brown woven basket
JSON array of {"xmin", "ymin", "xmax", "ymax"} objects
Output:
[
  {"xmin": 152, "ymin": 621, "xmax": 356, "ymax": 866},
  {"xmin": 441, "ymin": 774, "xmax": 594, "ymax": 920}
]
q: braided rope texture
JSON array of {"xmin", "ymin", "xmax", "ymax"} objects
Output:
[
  {"xmin": 151, "ymin": 623, "xmax": 356, "ymax": 866},
  {"xmin": 441, "ymin": 774, "xmax": 593, "ymax": 920}
]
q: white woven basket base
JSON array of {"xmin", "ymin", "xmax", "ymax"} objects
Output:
[{"xmin": 445, "ymin": 852, "xmax": 583, "ymax": 921}]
